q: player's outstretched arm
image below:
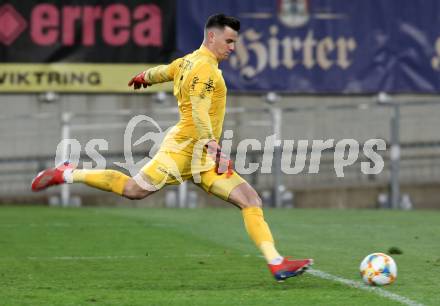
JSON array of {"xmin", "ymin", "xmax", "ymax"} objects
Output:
[{"xmin": 128, "ymin": 58, "xmax": 182, "ymax": 90}]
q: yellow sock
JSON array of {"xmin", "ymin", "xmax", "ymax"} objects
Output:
[
  {"xmin": 72, "ymin": 169, "xmax": 129, "ymax": 195},
  {"xmin": 242, "ymin": 207, "xmax": 282, "ymax": 263},
  {"xmin": 259, "ymin": 241, "xmax": 282, "ymax": 264}
]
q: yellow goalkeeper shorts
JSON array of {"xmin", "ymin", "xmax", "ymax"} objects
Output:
[{"xmin": 138, "ymin": 150, "xmax": 245, "ymax": 200}]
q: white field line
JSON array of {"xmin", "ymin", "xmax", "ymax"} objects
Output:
[
  {"xmin": 25, "ymin": 254, "xmax": 228, "ymax": 260},
  {"xmin": 24, "ymin": 255, "xmax": 424, "ymax": 306},
  {"xmin": 27, "ymin": 255, "xmax": 142, "ymax": 260},
  {"xmin": 308, "ymin": 269, "xmax": 425, "ymax": 306}
]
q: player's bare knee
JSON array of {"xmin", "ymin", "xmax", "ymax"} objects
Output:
[
  {"xmin": 235, "ymin": 198, "xmax": 262, "ymax": 209},
  {"xmin": 251, "ymin": 194, "xmax": 263, "ymax": 207},
  {"xmin": 123, "ymin": 179, "xmax": 152, "ymax": 200},
  {"xmin": 242, "ymin": 185, "xmax": 262, "ymax": 208},
  {"xmin": 229, "ymin": 183, "xmax": 262, "ymax": 209},
  {"xmin": 124, "ymin": 188, "xmax": 148, "ymax": 200},
  {"xmin": 243, "ymin": 194, "xmax": 262, "ymax": 208}
]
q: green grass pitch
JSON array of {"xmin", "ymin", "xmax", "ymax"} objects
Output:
[{"xmin": 0, "ymin": 206, "xmax": 439, "ymax": 305}]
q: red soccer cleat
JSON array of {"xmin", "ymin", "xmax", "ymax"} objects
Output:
[
  {"xmin": 268, "ymin": 257, "xmax": 314, "ymax": 282},
  {"xmin": 31, "ymin": 162, "xmax": 73, "ymax": 192}
]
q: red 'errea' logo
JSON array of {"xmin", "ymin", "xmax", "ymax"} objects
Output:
[
  {"xmin": 0, "ymin": 4, "xmax": 27, "ymax": 45},
  {"xmin": 2, "ymin": 3, "xmax": 162, "ymax": 47}
]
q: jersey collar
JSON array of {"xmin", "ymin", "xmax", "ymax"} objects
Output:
[{"xmin": 199, "ymin": 45, "xmax": 219, "ymax": 65}]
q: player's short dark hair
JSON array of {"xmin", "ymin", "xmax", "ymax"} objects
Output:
[{"xmin": 205, "ymin": 14, "xmax": 240, "ymax": 32}]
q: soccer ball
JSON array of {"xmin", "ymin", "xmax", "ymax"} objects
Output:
[{"xmin": 359, "ymin": 253, "xmax": 397, "ymax": 286}]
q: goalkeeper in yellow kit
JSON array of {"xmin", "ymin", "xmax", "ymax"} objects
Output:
[{"xmin": 31, "ymin": 14, "xmax": 312, "ymax": 281}]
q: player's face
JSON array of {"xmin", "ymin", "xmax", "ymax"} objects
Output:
[{"xmin": 211, "ymin": 26, "xmax": 238, "ymax": 62}]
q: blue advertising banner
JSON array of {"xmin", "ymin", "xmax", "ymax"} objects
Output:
[{"xmin": 177, "ymin": 0, "xmax": 440, "ymax": 93}]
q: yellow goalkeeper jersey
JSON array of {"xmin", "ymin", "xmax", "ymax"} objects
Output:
[{"xmin": 145, "ymin": 45, "xmax": 227, "ymax": 155}]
